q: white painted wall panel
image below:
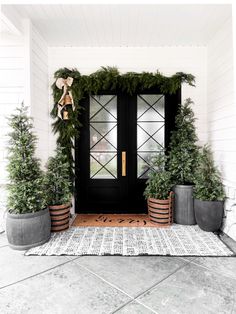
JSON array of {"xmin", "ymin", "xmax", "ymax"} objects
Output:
[
  {"xmin": 0, "ymin": 36, "xmax": 24, "ymax": 179},
  {"xmin": 0, "ymin": 24, "xmax": 49, "ymax": 228},
  {"xmin": 0, "ymin": 34, "xmax": 24, "ymax": 229},
  {"xmin": 207, "ymin": 17, "xmax": 236, "ymax": 240},
  {"xmin": 30, "ymin": 23, "xmax": 49, "ymax": 167}
]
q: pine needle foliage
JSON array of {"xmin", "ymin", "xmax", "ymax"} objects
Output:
[
  {"xmin": 144, "ymin": 154, "xmax": 172, "ymax": 200},
  {"xmin": 51, "ymin": 67, "xmax": 195, "ymax": 178},
  {"xmin": 44, "ymin": 145, "xmax": 72, "ymax": 206},
  {"xmin": 7, "ymin": 105, "xmax": 45, "ymax": 214},
  {"xmin": 168, "ymin": 98, "xmax": 199, "ymax": 185},
  {"xmin": 194, "ymin": 145, "xmax": 225, "ymax": 201}
]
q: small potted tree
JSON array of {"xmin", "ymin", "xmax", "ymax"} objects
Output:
[
  {"xmin": 6, "ymin": 105, "xmax": 51, "ymax": 250},
  {"xmin": 44, "ymin": 145, "xmax": 72, "ymax": 232},
  {"xmin": 194, "ymin": 145, "xmax": 225, "ymax": 232},
  {"xmin": 168, "ymin": 98, "xmax": 199, "ymax": 225},
  {"xmin": 144, "ymin": 154, "xmax": 173, "ymax": 226}
]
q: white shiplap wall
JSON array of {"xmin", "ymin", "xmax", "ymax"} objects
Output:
[
  {"xmin": 0, "ymin": 33, "xmax": 24, "ymax": 229},
  {"xmin": 30, "ymin": 22, "xmax": 49, "ymax": 167},
  {"xmin": 207, "ymin": 17, "xmax": 236, "ymax": 240},
  {"xmin": 0, "ymin": 23, "xmax": 49, "ymax": 229},
  {"xmin": 48, "ymin": 46, "xmax": 207, "ymax": 152}
]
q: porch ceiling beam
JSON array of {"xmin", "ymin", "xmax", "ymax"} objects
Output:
[{"xmin": 0, "ymin": 5, "xmax": 22, "ymax": 35}]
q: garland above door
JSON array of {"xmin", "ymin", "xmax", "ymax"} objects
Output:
[{"xmin": 51, "ymin": 67, "xmax": 195, "ymax": 177}]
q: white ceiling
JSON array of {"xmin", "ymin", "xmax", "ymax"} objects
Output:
[
  {"xmin": 0, "ymin": 14, "xmax": 15, "ymax": 34},
  {"xmin": 3, "ymin": 4, "xmax": 232, "ymax": 46}
]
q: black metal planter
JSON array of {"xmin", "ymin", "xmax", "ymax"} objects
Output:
[
  {"xmin": 194, "ymin": 199, "xmax": 224, "ymax": 232},
  {"xmin": 6, "ymin": 208, "xmax": 51, "ymax": 250}
]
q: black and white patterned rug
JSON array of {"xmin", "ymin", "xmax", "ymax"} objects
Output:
[{"xmin": 25, "ymin": 225, "xmax": 234, "ymax": 256}]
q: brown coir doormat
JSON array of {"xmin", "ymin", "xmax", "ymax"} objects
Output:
[{"xmin": 72, "ymin": 214, "xmax": 158, "ymax": 227}]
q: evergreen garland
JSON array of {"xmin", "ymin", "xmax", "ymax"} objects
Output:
[
  {"xmin": 7, "ymin": 105, "xmax": 45, "ymax": 214},
  {"xmin": 168, "ymin": 98, "xmax": 199, "ymax": 185},
  {"xmin": 194, "ymin": 145, "xmax": 225, "ymax": 201},
  {"xmin": 51, "ymin": 66, "xmax": 195, "ymax": 176}
]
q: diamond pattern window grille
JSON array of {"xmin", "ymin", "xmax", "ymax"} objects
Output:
[
  {"xmin": 137, "ymin": 95, "xmax": 165, "ymax": 179},
  {"xmin": 90, "ymin": 95, "xmax": 117, "ymax": 179}
]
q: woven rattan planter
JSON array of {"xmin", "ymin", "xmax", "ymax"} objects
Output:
[
  {"xmin": 48, "ymin": 203, "xmax": 71, "ymax": 232},
  {"xmin": 148, "ymin": 192, "xmax": 174, "ymax": 227}
]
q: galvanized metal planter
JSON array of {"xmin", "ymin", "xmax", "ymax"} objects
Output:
[
  {"xmin": 173, "ymin": 185, "xmax": 196, "ymax": 225},
  {"xmin": 6, "ymin": 208, "xmax": 51, "ymax": 250}
]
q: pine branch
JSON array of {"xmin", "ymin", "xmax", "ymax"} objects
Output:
[
  {"xmin": 7, "ymin": 104, "xmax": 45, "ymax": 214},
  {"xmin": 168, "ymin": 98, "xmax": 199, "ymax": 185}
]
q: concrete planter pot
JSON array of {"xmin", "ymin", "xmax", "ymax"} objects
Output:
[
  {"xmin": 194, "ymin": 199, "xmax": 224, "ymax": 232},
  {"xmin": 6, "ymin": 208, "xmax": 51, "ymax": 250},
  {"xmin": 173, "ymin": 185, "xmax": 196, "ymax": 225}
]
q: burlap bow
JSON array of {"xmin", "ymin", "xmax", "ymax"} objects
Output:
[{"xmin": 56, "ymin": 77, "xmax": 75, "ymax": 119}]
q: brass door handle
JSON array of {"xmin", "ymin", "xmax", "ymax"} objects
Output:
[{"xmin": 122, "ymin": 151, "xmax": 126, "ymax": 176}]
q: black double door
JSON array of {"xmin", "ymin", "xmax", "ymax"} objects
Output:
[{"xmin": 75, "ymin": 89, "xmax": 180, "ymax": 214}]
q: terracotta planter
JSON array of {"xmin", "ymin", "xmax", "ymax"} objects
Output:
[
  {"xmin": 48, "ymin": 203, "xmax": 71, "ymax": 232},
  {"xmin": 148, "ymin": 192, "xmax": 174, "ymax": 227}
]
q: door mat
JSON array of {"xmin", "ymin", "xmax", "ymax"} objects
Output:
[
  {"xmin": 25, "ymin": 225, "xmax": 234, "ymax": 256},
  {"xmin": 72, "ymin": 214, "xmax": 157, "ymax": 227}
]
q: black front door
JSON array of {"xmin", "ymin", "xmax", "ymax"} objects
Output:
[{"xmin": 75, "ymin": 89, "xmax": 180, "ymax": 213}]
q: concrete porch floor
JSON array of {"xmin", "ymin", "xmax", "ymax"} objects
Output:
[{"xmin": 0, "ymin": 232, "xmax": 236, "ymax": 314}]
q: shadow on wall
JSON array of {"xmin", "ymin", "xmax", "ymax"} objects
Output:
[
  {"xmin": 0, "ymin": 185, "xmax": 7, "ymax": 232},
  {"xmin": 223, "ymin": 200, "xmax": 236, "ymax": 241}
]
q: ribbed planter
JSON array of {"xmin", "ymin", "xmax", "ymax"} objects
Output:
[
  {"xmin": 194, "ymin": 199, "xmax": 224, "ymax": 232},
  {"xmin": 6, "ymin": 208, "xmax": 51, "ymax": 250},
  {"xmin": 147, "ymin": 192, "xmax": 174, "ymax": 227},
  {"xmin": 49, "ymin": 203, "xmax": 71, "ymax": 232},
  {"xmin": 173, "ymin": 185, "xmax": 196, "ymax": 225}
]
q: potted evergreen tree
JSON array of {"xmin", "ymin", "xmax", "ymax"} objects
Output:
[
  {"xmin": 44, "ymin": 145, "xmax": 72, "ymax": 232},
  {"xmin": 168, "ymin": 98, "xmax": 199, "ymax": 225},
  {"xmin": 194, "ymin": 145, "xmax": 225, "ymax": 232},
  {"xmin": 6, "ymin": 105, "xmax": 51, "ymax": 250},
  {"xmin": 144, "ymin": 154, "xmax": 174, "ymax": 226}
]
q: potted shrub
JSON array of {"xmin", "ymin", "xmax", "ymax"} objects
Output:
[
  {"xmin": 6, "ymin": 105, "xmax": 51, "ymax": 250},
  {"xmin": 168, "ymin": 98, "xmax": 199, "ymax": 225},
  {"xmin": 194, "ymin": 145, "xmax": 225, "ymax": 232},
  {"xmin": 44, "ymin": 145, "xmax": 72, "ymax": 232},
  {"xmin": 144, "ymin": 154, "xmax": 174, "ymax": 226}
]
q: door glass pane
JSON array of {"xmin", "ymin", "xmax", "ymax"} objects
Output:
[
  {"xmin": 137, "ymin": 152, "xmax": 157, "ymax": 179},
  {"xmin": 90, "ymin": 95, "xmax": 117, "ymax": 121},
  {"xmin": 90, "ymin": 95, "xmax": 117, "ymax": 179},
  {"xmin": 90, "ymin": 153, "xmax": 117, "ymax": 179},
  {"xmin": 137, "ymin": 95, "xmax": 164, "ymax": 121},
  {"xmin": 137, "ymin": 94, "xmax": 165, "ymax": 179},
  {"xmin": 137, "ymin": 122, "xmax": 164, "ymax": 150}
]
